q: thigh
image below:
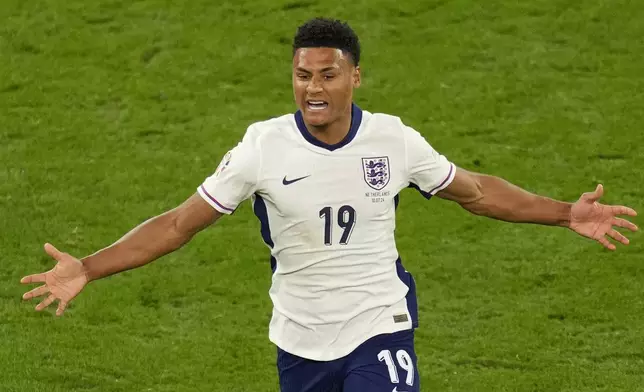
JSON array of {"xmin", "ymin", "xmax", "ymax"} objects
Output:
[
  {"xmin": 277, "ymin": 347, "xmax": 344, "ymax": 392},
  {"xmin": 343, "ymin": 330, "xmax": 420, "ymax": 392}
]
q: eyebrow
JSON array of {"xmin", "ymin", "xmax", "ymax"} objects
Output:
[{"xmin": 295, "ymin": 67, "xmax": 338, "ymax": 73}]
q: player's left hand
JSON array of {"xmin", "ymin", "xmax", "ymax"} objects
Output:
[{"xmin": 569, "ymin": 184, "xmax": 638, "ymax": 250}]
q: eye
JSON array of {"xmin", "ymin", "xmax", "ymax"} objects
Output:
[
  {"xmin": 324, "ymin": 74, "xmax": 335, "ymax": 80},
  {"xmin": 297, "ymin": 74, "xmax": 311, "ymax": 80}
]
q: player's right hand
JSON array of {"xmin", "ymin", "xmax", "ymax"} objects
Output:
[{"xmin": 20, "ymin": 243, "xmax": 89, "ymax": 316}]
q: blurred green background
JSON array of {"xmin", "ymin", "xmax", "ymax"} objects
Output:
[{"xmin": 1, "ymin": 0, "xmax": 643, "ymax": 391}]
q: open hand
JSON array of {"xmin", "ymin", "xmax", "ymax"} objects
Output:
[
  {"xmin": 21, "ymin": 243, "xmax": 89, "ymax": 316},
  {"xmin": 569, "ymin": 184, "xmax": 638, "ymax": 250}
]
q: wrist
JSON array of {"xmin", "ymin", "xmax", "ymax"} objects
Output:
[
  {"xmin": 80, "ymin": 257, "xmax": 97, "ymax": 283},
  {"xmin": 559, "ymin": 202, "xmax": 573, "ymax": 228}
]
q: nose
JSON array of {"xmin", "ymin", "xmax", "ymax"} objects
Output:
[{"xmin": 306, "ymin": 76, "xmax": 323, "ymax": 94}]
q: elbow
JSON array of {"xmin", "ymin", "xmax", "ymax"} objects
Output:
[
  {"xmin": 457, "ymin": 174, "xmax": 493, "ymax": 216},
  {"xmin": 460, "ymin": 199, "xmax": 489, "ymax": 217},
  {"xmin": 166, "ymin": 211, "xmax": 194, "ymax": 250}
]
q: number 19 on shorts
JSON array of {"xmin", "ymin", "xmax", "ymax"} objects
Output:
[{"xmin": 378, "ymin": 349, "xmax": 415, "ymax": 388}]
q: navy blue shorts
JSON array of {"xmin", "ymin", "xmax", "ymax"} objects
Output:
[{"xmin": 277, "ymin": 330, "xmax": 419, "ymax": 392}]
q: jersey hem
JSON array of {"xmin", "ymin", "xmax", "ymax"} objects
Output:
[
  {"xmin": 269, "ymin": 294, "xmax": 415, "ymax": 362},
  {"xmin": 270, "ymin": 322, "xmax": 414, "ymax": 361}
]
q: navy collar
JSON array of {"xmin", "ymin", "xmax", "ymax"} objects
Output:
[{"xmin": 294, "ymin": 103, "xmax": 363, "ymax": 151}]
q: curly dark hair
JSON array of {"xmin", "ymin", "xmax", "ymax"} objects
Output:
[{"xmin": 292, "ymin": 17, "xmax": 361, "ymax": 65}]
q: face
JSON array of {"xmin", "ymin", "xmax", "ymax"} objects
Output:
[{"xmin": 292, "ymin": 47, "xmax": 361, "ymax": 128}]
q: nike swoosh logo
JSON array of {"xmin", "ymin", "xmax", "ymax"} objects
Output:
[{"xmin": 282, "ymin": 175, "xmax": 310, "ymax": 185}]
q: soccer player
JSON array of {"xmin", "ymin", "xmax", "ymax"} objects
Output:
[{"xmin": 21, "ymin": 18, "xmax": 638, "ymax": 392}]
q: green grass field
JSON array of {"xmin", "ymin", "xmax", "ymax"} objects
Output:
[{"xmin": 2, "ymin": 0, "xmax": 644, "ymax": 391}]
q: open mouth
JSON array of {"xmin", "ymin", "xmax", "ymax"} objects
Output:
[{"xmin": 307, "ymin": 100, "xmax": 328, "ymax": 111}]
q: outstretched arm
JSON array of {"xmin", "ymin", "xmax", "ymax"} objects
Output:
[
  {"xmin": 436, "ymin": 168, "xmax": 638, "ymax": 250},
  {"xmin": 21, "ymin": 193, "xmax": 222, "ymax": 315},
  {"xmin": 81, "ymin": 193, "xmax": 222, "ymax": 281},
  {"xmin": 435, "ymin": 168, "xmax": 573, "ymax": 225}
]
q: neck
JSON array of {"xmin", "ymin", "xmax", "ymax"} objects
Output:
[{"xmin": 305, "ymin": 109, "xmax": 353, "ymax": 146}]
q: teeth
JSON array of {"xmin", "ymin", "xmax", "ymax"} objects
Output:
[{"xmin": 308, "ymin": 101, "xmax": 328, "ymax": 110}]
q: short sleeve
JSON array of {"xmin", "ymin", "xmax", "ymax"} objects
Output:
[
  {"xmin": 197, "ymin": 127, "xmax": 260, "ymax": 214},
  {"xmin": 404, "ymin": 125, "xmax": 455, "ymax": 199}
]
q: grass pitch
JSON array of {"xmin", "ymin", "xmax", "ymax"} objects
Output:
[{"xmin": 2, "ymin": 0, "xmax": 643, "ymax": 391}]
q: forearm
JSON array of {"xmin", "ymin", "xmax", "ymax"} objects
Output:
[
  {"xmin": 461, "ymin": 174, "xmax": 572, "ymax": 226},
  {"xmin": 81, "ymin": 212, "xmax": 191, "ymax": 281}
]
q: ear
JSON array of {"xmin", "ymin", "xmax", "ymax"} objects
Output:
[{"xmin": 353, "ymin": 66, "xmax": 361, "ymax": 88}]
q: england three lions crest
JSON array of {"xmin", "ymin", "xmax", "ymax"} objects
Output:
[{"xmin": 362, "ymin": 157, "xmax": 390, "ymax": 190}]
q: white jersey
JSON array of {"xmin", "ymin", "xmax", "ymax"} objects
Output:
[{"xmin": 198, "ymin": 104, "xmax": 455, "ymax": 361}]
